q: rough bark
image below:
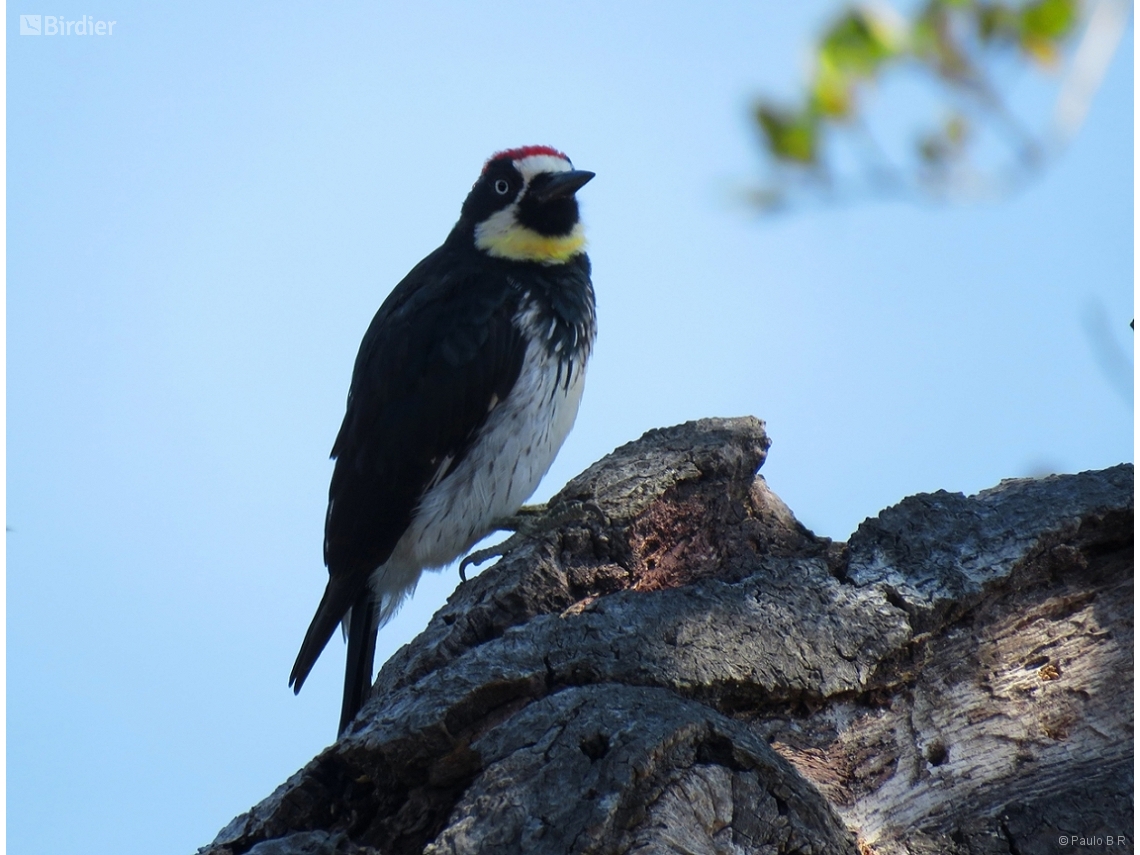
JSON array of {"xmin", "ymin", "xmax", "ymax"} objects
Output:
[{"xmin": 202, "ymin": 417, "xmax": 1133, "ymax": 855}]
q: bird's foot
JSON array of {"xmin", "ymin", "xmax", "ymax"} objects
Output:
[
  {"xmin": 459, "ymin": 500, "xmax": 607, "ymax": 581},
  {"xmin": 493, "ymin": 502, "xmax": 550, "ymax": 531}
]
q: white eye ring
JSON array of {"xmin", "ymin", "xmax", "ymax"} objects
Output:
[{"xmin": 494, "ymin": 179, "xmax": 511, "ymax": 195}]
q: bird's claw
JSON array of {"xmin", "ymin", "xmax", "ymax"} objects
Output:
[
  {"xmin": 457, "ymin": 499, "xmax": 608, "ymax": 582},
  {"xmin": 458, "ymin": 543, "xmax": 506, "ymax": 582}
]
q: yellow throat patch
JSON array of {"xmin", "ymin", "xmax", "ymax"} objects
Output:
[{"xmin": 475, "ymin": 220, "xmax": 586, "ymax": 264}]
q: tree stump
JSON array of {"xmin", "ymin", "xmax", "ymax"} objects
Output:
[{"xmin": 202, "ymin": 417, "xmax": 1133, "ymax": 855}]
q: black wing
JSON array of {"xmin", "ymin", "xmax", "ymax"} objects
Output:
[{"xmin": 290, "ymin": 246, "xmax": 526, "ymax": 696}]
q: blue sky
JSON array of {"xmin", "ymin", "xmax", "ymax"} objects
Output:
[{"xmin": 7, "ymin": 3, "xmax": 1132, "ymax": 853}]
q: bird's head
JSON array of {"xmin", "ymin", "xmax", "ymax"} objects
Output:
[{"xmin": 459, "ymin": 146, "xmax": 594, "ymax": 265}]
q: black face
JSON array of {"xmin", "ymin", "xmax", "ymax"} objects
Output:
[
  {"xmin": 516, "ymin": 172, "xmax": 581, "ymax": 237},
  {"xmin": 459, "ymin": 157, "xmax": 581, "ymax": 238},
  {"xmin": 460, "ymin": 158, "xmax": 524, "ymax": 225}
]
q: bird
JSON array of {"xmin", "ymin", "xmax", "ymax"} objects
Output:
[{"xmin": 289, "ymin": 146, "xmax": 596, "ymax": 736}]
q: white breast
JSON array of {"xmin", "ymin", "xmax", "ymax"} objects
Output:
[{"xmin": 370, "ymin": 301, "xmax": 589, "ymax": 620}]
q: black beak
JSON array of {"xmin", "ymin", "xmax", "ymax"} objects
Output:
[{"xmin": 531, "ymin": 169, "xmax": 595, "ymax": 203}]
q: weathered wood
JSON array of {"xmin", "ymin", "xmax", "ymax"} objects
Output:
[{"xmin": 202, "ymin": 417, "xmax": 1133, "ymax": 855}]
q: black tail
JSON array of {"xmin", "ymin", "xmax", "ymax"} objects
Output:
[
  {"xmin": 290, "ymin": 579, "xmax": 351, "ymax": 696},
  {"xmin": 339, "ymin": 588, "xmax": 379, "ymax": 735}
]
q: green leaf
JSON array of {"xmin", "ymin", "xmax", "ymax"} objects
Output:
[
  {"xmin": 819, "ymin": 9, "xmax": 900, "ymax": 77},
  {"xmin": 811, "ymin": 60, "xmax": 854, "ymax": 119},
  {"xmin": 755, "ymin": 105, "xmax": 820, "ymax": 164},
  {"xmin": 1020, "ymin": 0, "xmax": 1078, "ymax": 64},
  {"xmin": 1021, "ymin": 0, "xmax": 1078, "ymax": 40}
]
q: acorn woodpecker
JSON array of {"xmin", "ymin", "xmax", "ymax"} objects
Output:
[{"xmin": 289, "ymin": 146, "xmax": 596, "ymax": 735}]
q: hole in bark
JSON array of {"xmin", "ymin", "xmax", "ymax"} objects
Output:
[
  {"xmin": 580, "ymin": 733, "xmax": 609, "ymax": 761},
  {"xmin": 925, "ymin": 741, "xmax": 948, "ymax": 766},
  {"xmin": 697, "ymin": 734, "xmax": 748, "ymax": 771}
]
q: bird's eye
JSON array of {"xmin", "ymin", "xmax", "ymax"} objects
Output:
[{"xmin": 494, "ymin": 179, "xmax": 511, "ymax": 195}]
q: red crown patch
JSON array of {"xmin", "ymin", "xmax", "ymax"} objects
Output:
[{"xmin": 483, "ymin": 145, "xmax": 568, "ymax": 172}]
